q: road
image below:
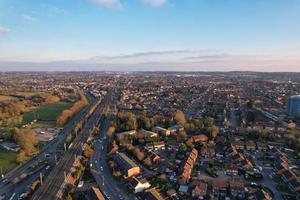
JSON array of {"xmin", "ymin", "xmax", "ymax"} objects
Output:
[
  {"xmin": 90, "ymin": 88, "xmax": 136, "ymax": 200},
  {"xmin": 251, "ymin": 152, "xmax": 283, "ymax": 200},
  {"xmin": 229, "ymin": 101, "xmax": 240, "ymax": 128},
  {"xmin": 0, "ymin": 102, "xmax": 91, "ymax": 200},
  {"xmin": 30, "ymin": 90, "xmax": 113, "ymax": 200}
]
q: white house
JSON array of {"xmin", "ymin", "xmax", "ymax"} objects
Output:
[{"xmin": 130, "ymin": 177, "xmax": 151, "ymax": 193}]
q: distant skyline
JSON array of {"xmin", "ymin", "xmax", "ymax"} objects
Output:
[{"xmin": 0, "ymin": 0, "xmax": 300, "ymax": 71}]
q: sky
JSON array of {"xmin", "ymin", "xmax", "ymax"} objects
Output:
[{"xmin": 0, "ymin": 0, "xmax": 300, "ymax": 71}]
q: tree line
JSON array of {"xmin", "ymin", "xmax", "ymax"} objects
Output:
[{"xmin": 56, "ymin": 91, "xmax": 89, "ymax": 126}]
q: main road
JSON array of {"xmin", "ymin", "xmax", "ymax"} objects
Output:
[
  {"xmin": 90, "ymin": 88, "xmax": 136, "ymax": 200},
  {"xmin": 30, "ymin": 89, "xmax": 114, "ymax": 200}
]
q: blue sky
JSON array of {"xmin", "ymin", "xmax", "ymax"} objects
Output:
[{"xmin": 0, "ymin": 0, "xmax": 300, "ymax": 71}]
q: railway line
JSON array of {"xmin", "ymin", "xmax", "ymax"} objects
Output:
[{"xmin": 31, "ymin": 90, "xmax": 114, "ymax": 200}]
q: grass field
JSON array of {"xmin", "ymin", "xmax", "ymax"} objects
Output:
[
  {"xmin": 0, "ymin": 149, "xmax": 17, "ymax": 174},
  {"xmin": 22, "ymin": 102, "xmax": 72, "ymax": 127}
]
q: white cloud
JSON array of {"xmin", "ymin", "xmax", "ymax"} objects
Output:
[
  {"xmin": 0, "ymin": 27, "xmax": 10, "ymax": 33},
  {"xmin": 90, "ymin": 0, "xmax": 123, "ymax": 8},
  {"xmin": 1, "ymin": 50, "xmax": 299, "ymax": 72},
  {"xmin": 22, "ymin": 15, "xmax": 38, "ymax": 22},
  {"xmin": 143, "ymin": 0, "xmax": 167, "ymax": 7}
]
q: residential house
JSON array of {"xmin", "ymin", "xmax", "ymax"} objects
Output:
[
  {"xmin": 230, "ymin": 180, "xmax": 245, "ymax": 198},
  {"xmin": 201, "ymin": 146, "xmax": 215, "ymax": 158},
  {"xmin": 144, "ymin": 188, "xmax": 164, "ymax": 200},
  {"xmin": 130, "ymin": 177, "xmax": 151, "ymax": 193},
  {"xmin": 178, "ymin": 148, "xmax": 198, "ymax": 184},
  {"xmin": 233, "ymin": 141, "xmax": 244, "ymax": 150},
  {"xmin": 191, "ymin": 134, "xmax": 208, "ymax": 143},
  {"xmin": 192, "ymin": 182, "xmax": 208, "ymax": 199},
  {"xmin": 178, "ymin": 185, "xmax": 189, "ymax": 195},
  {"xmin": 241, "ymin": 158, "xmax": 254, "ymax": 170},
  {"xmin": 153, "ymin": 126, "xmax": 171, "ymax": 137},
  {"xmin": 256, "ymin": 142, "xmax": 267, "ymax": 151},
  {"xmin": 228, "ymin": 145, "xmax": 238, "ymax": 156},
  {"xmin": 245, "ymin": 141, "xmax": 256, "ymax": 151},
  {"xmin": 137, "ymin": 129, "xmax": 158, "ymax": 139},
  {"xmin": 113, "ymin": 152, "xmax": 141, "ymax": 178},
  {"xmin": 212, "ymin": 179, "xmax": 227, "ymax": 197},
  {"xmin": 226, "ymin": 164, "xmax": 238, "ymax": 176},
  {"xmin": 168, "ymin": 124, "xmax": 184, "ymax": 134},
  {"xmin": 152, "ymin": 141, "xmax": 166, "ymax": 151}
]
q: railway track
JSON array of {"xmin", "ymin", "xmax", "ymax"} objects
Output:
[{"xmin": 31, "ymin": 90, "xmax": 113, "ymax": 200}]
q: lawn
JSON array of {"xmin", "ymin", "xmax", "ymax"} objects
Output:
[
  {"xmin": 0, "ymin": 149, "xmax": 17, "ymax": 174},
  {"xmin": 22, "ymin": 102, "xmax": 72, "ymax": 127}
]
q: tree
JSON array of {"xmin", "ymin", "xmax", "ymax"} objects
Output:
[
  {"xmin": 174, "ymin": 110, "xmax": 186, "ymax": 126},
  {"xmin": 83, "ymin": 144, "xmax": 93, "ymax": 158},
  {"xmin": 179, "ymin": 143, "xmax": 187, "ymax": 152},
  {"xmin": 107, "ymin": 126, "xmax": 116, "ymax": 139},
  {"xmin": 43, "ymin": 93, "xmax": 60, "ymax": 104},
  {"xmin": 116, "ymin": 112, "xmax": 137, "ymax": 131},
  {"xmin": 204, "ymin": 117, "xmax": 214, "ymax": 127},
  {"xmin": 14, "ymin": 128, "xmax": 38, "ymax": 163},
  {"xmin": 16, "ymin": 150, "xmax": 27, "ymax": 163},
  {"xmin": 14, "ymin": 128, "xmax": 38, "ymax": 156},
  {"xmin": 56, "ymin": 90, "xmax": 88, "ymax": 126},
  {"xmin": 209, "ymin": 125, "xmax": 219, "ymax": 138},
  {"xmin": 137, "ymin": 115, "xmax": 152, "ymax": 130},
  {"xmin": 133, "ymin": 147, "xmax": 145, "ymax": 161},
  {"xmin": 177, "ymin": 131, "xmax": 186, "ymax": 142},
  {"xmin": 184, "ymin": 123, "xmax": 196, "ymax": 133}
]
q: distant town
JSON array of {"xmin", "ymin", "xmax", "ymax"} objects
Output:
[{"xmin": 0, "ymin": 71, "xmax": 299, "ymax": 200}]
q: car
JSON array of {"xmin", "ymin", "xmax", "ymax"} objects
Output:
[
  {"xmin": 118, "ymin": 194, "xmax": 124, "ymax": 200},
  {"xmin": 78, "ymin": 181, "xmax": 84, "ymax": 187},
  {"xmin": 1, "ymin": 178, "xmax": 8, "ymax": 184},
  {"xmin": 100, "ymin": 166, "xmax": 103, "ymax": 171},
  {"xmin": 9, "ymin": 193, "xmax": 16, "ymax": 200},
  {"xmin": 103, "ymin": 192, "xmax": 111, "ymax": 199},
  {"xmin": 17, "ymin": 193, "xmax": 26, "ymax": 200},
  {"xmin": 250, "ymin": 182, "xmax": 258, "ymax": 187},
  {"xmin": 0, "ymin": 194, "xmax": 5, "ymax": 200}
]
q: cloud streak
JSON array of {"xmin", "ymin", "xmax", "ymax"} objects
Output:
[
  {"xmin": 1, "ymin": 50, "xmax": 299, "ymax": 72},
  {"xmin": 22, "ymin": 15, "xmax": 38, "ymax": 22},
  {"xmin": 88, "ymin": 0, "xmax": 167, "ymax": 8},
  {"xmin": 90, "ymin": 0, "xmax": 123, "ymax": 8},
  {"xmin": 0, "ymin": 27, "xmax": 10, "ymax": 33},
  {"xmin": 143, "ymin": 0, "xmax": 167, "ymax": 7}
]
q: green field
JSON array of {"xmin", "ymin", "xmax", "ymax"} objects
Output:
[
  {"xmin": 22, "ymin": 102, "xmax": 72, "ymax": 127},
  {"xmin": 0, "ymin": 149, "xmax": 17, "ymax": 174}
]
